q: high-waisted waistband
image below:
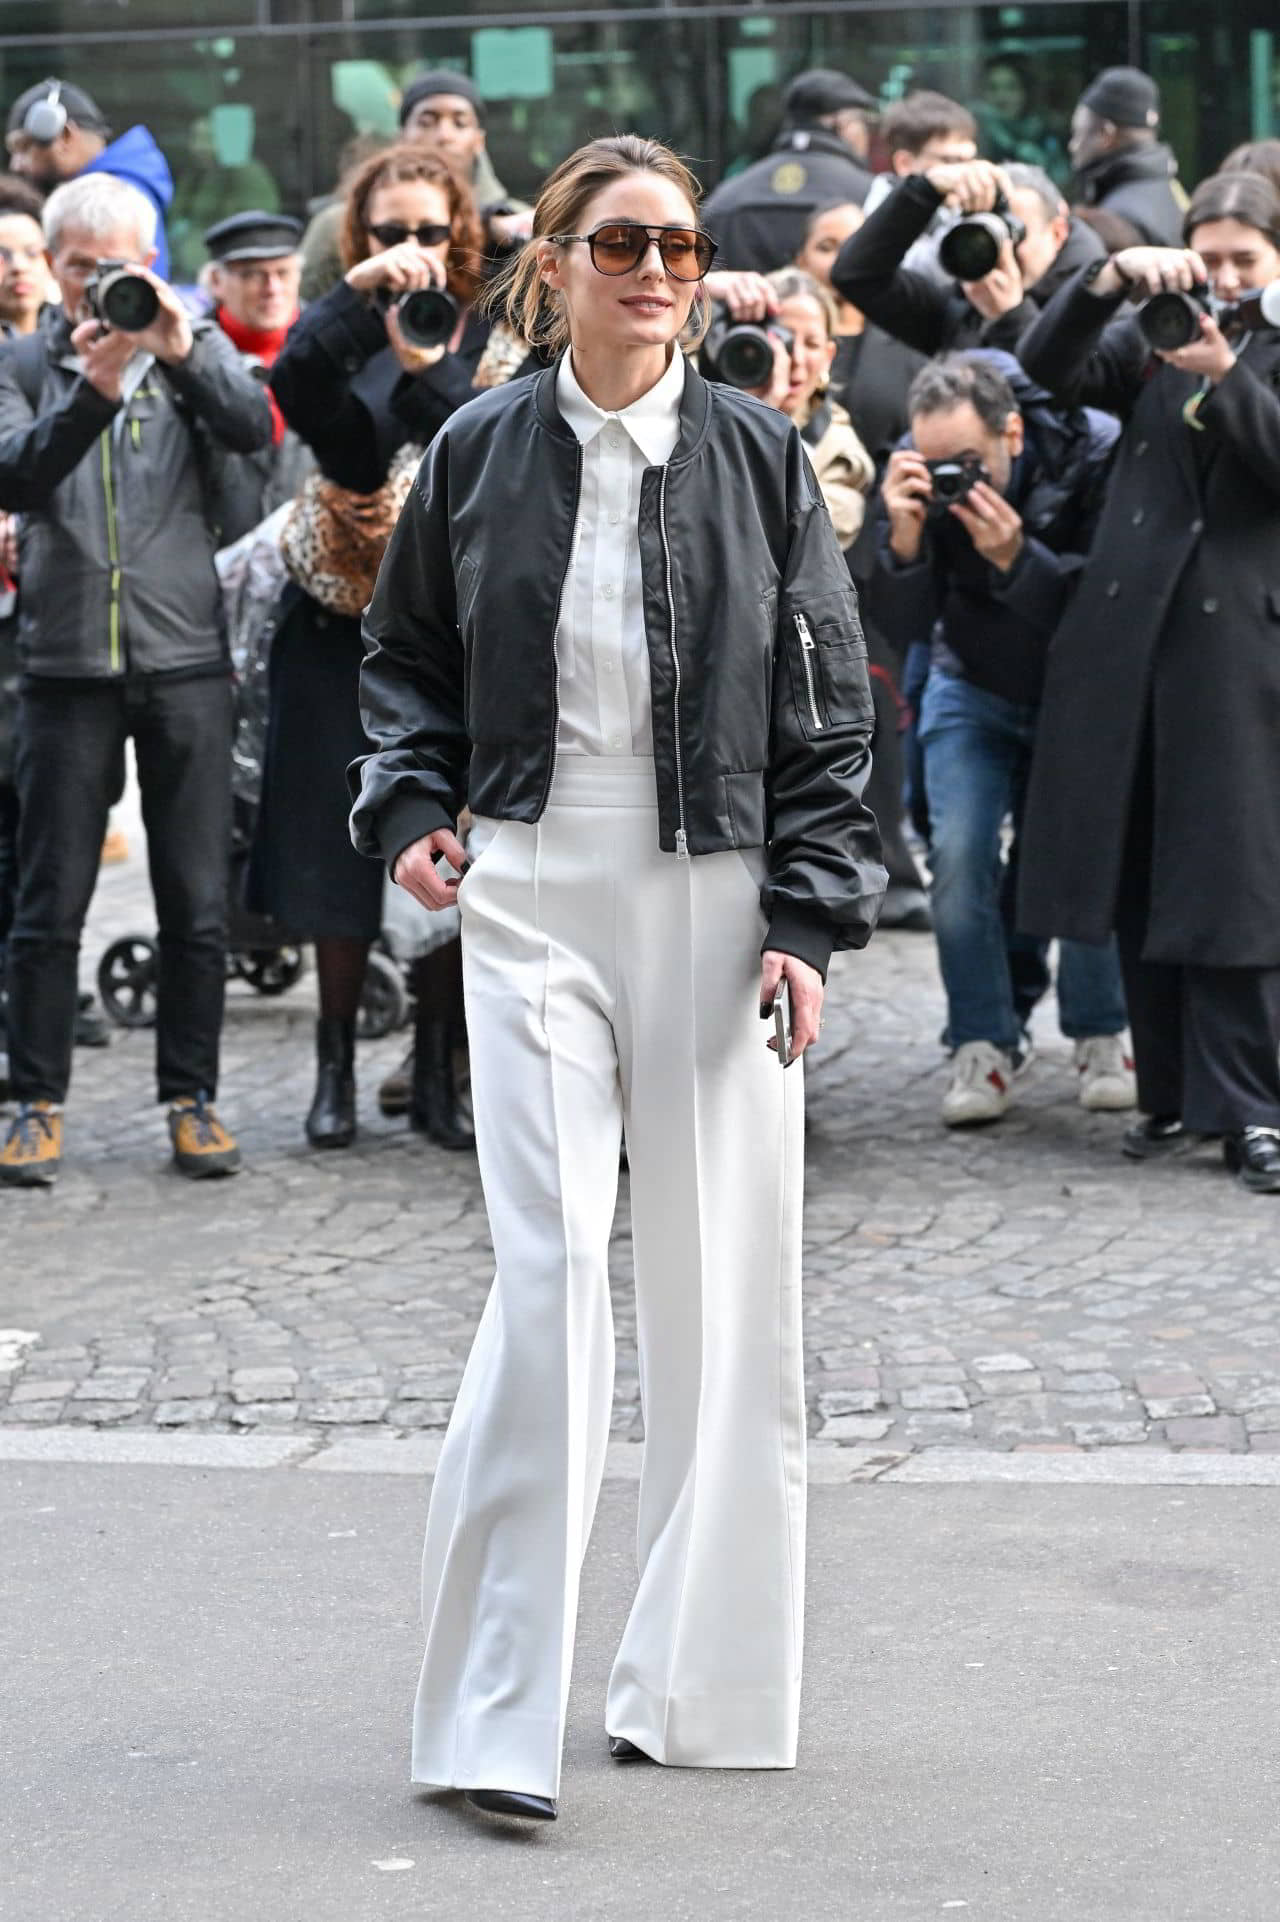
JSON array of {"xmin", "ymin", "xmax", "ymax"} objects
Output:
[{"xmin": 548, "ymin": 753, "xmax": 658, "ymax": 809}]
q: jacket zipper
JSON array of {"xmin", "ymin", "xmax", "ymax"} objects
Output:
[
  {"xmin": 659, "ymin": 467, "xmax": 690, "ymax": 859},
  {"xmin": 536, "ymin": 443, "xmax": 584, "ymax": 818},
  {"xmin": 794, "ymin": 612, "xmax": 823, "ymax": 731},
  {"xmin": 100, "ymin": 432, "xmax": 122, "ymax": 674}
]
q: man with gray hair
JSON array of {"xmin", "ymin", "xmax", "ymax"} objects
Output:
[
  {"xmin": 872, "ymin": 350, "xmax": 1133, "ymax": 1128},
  {"xmin": 0, "ymin": 172, "xmax": 271, "ymax": 1186}
]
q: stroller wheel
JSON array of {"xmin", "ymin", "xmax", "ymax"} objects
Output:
[
  {"xmin": 97, "ymin": 935, "xmax": 159, "ymax": 1029},
  {"xmin": 357, "ymin": 950, "xmax": 408, "ymax": 1041},
  {"xmin": 238, "ymin": 946, "xmax": 305, "ymax": 996}
]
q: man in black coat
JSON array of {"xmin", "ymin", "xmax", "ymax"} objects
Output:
[
  {"xmin": 703, "ymin": 68, "xmax": 878, "ymax": 273},
  {"xmin": 1068, "ymin": 67, "xmax": 1186, "ymax": 248},
  {"xmin": 832, "ymin": 157, "xmax": 1104, "ymax": 360},
  {"xmin": 1016, "ymin": 205, "xmax": 1280, "ymax": 1191},
  {"xmin": 872, "ymin": 351, "xmax": 1131, "ymax": 1129}
]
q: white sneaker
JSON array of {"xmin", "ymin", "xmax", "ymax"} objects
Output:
[
  {"xmin": 941, "ymin": 1041, "xmax": 1015, "ymax": 1128},
  {"xmin": 1074, "ymin": 1034, "xmax": 1138, "ymax": 1112}
]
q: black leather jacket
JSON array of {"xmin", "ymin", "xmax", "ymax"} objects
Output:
[{"xmin": 350, "ymin": 358, "xmax": 886, "ymax": 977}]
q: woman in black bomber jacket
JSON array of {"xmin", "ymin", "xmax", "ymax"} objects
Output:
[{"xmin": 349, "ymin": 136, "xmax": 885, "ymax": 1823}]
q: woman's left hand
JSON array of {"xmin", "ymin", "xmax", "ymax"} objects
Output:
[
  {"xmin": 1157, "ymin": 309, "xmax": 1236, "ymax": 383},
  {"xmin": 760, "ymin": 950, "xmax": 825, "ymax": 1060}
]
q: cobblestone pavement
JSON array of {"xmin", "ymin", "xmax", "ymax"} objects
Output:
[{"xmin": 3, "ymin": 800, "xmax": 1279, "ymax": 1456}]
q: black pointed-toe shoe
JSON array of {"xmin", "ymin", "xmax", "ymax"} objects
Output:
[
  {"xmin": 465, "ymin": 1788, "xmax": 557, "ymax": 1821},
  {"xmin": 1121, "ymin": 1114, "xmax": 1187, "ymax": 1160},
  {"xmin": 608, "ymin": 1736, "xmax": 652, "ymax": 1762}
]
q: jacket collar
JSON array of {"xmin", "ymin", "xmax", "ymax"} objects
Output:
[
  {"xmin": 771, "ymin": 126, "xmax": 858, "ymax": 165},
  {"xmin": 1074, "ymin": 142, "xmax": 1178, "ymax": 201},
  {"xmin": 534, "ymin": 349, "xmax": 711, "ymax": 465},
  {"xmin": 556, "ymin": 343, "xmax": 686, "ymax": 464}
]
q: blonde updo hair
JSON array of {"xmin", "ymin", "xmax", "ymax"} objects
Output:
[
  {"xmin": 765, "ymin": 266, "xmax": 840, "ymax": 338},
  {"xmin": 483, "ymin": 133, "xmax": 713, "ymax": 355}
]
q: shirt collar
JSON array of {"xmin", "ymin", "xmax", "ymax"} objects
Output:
[{"xmin": 557, "ymin": 346, "xmax": 686, "ymax": 464}]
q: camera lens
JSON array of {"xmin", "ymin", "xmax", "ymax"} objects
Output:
[
  {"xmin": 938, "ymin": 214, "xmax": 1004, "ymax": 283},
  {"xmin": 1137, "ymin": 290, "xmax": 1203, "ymax": 353},
  {"xmin": 99, "ymin": 270, "xmax": 160, "ymax": 333},
  {"xmin": 394, "ymin": 286, "xmax": 458, "ymax": 350},
  {"xmin": 714, "ymin": 324, "xmax": 778, "ymax": 391}
]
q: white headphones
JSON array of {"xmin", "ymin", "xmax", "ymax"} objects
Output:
[{"xmin": 24, "ymin": 82, "xmax": 67, "ymax": 145}]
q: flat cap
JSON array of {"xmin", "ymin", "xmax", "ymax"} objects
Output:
[
  {"xmin": 783, "ymin": 68, "xmax": 878, "ymax": 124},
  {"xmin": 203, "ymin": 210, "xmax": 304, "ymax": 262}
]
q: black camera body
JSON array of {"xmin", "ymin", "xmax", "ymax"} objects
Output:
[
  {"xmin": 375, "ymin": 283, "xmax": 459, "ymax": 351},
  {"xmin": 1137, "ymin": 276, "xmax": 1280, "ymax": 352},
  {"xmin": 700, "ymin": 310, "xmax": 796, "ymax": 391},
  {"xmin": 925, "ymin": 452, "xmax": 988, "ymax": 517},
  {"xmin": 83, "ymin": 261, "xmax": 159, "ymax": 333},
  {"xmin": 938, "ymin": 193, "xmax": 1028, "ymax": 284}
]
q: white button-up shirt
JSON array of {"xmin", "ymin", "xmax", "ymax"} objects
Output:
[{"xmin": 554, "ymin": 346, "xmax": 686, "ymax": 757}]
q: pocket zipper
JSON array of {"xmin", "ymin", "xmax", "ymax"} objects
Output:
[{"xmin": 794, "ymin": 613, "xmax": 823, "ymax": 731}]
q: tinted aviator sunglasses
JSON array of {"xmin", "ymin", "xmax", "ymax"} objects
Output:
[
  {"xmin": 552, "ymin": 222, "xmax": 717, "ymax": 280},
  {"xmin": 365, "ymin": 220, "xmax": 452, "ymax": 249}
]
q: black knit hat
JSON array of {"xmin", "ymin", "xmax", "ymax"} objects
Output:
[
  {"xmin": 783, "ymin": 68, "xmax": 878, "ymax": 126},
  {"xmin": 399, "ymin": 69, "xmax": 485, "ymax": 128},
  {"xmin": 1079, "ymin": 67, "xmax": 1160, "ymax": 131}
]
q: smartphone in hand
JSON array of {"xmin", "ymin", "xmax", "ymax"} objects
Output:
[{"xmin": 772, "ymin": 978, "xmax": 793, "ymax": 1069}]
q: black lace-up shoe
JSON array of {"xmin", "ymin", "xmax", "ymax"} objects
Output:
[
  {"xmin": 1121, "ymin": 1115, "xmax": 1188, "ymax": 1160},
  {"xmin": 1223, "ymin": 1127, "xmax": 1280, "ymax": 1193}
]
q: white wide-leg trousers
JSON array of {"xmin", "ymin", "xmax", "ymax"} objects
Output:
[{"xmin": 410, "ymin": 756, "xmax": 806, "ymax": 1800}]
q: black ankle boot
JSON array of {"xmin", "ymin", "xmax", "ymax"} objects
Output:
[
  {"xmin": 409, "ymin": 1018, "xmax": 475, "ymax": 1152},
  {"xmin": 306, "ymin": 1016, "xmax": 356, "ymax": 1148}
]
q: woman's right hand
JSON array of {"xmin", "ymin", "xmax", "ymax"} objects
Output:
[
  {"xmin": 393, "ymin": 826, "xmax": 469, "ymax": 911},
  {"xmin": 345, "ymin": 242, "xmax": 449, "ymax": 298},
  {"xmin": 702, "ymin": 270, "xmax": 779, "ymax": 323},
  {"xmin": 1092, "ymin": 247, "xmax": 1207, "ymax": 300}
]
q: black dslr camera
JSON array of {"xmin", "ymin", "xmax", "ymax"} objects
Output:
[
  {"xmin": 1136, "ymin": 284, "xmax": 1223, "ymax": 353},
  {"xmin": 926, "ymin": 452, "xmax": 988, "ymax": 517},
  {"xmin": 938, "ymin": 192, "xmax": 1028, "ymax": 283},
  {"xmin": 374, "ymin": 283, "xmax": 459, "ymax": 351},
  {"xmin": 83, "ymin": 261, "xmax": 159, "ymax": 333},
  {"xmin": 700, "ymin": 308, "xmax": 795, "ymax": 391}
]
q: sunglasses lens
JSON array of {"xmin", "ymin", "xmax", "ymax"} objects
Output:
[
  {"xmin": 658, "ymin": 229, "xmax": 713, "ymax": 279},
  {"xmin": 419, "ymin": 224, "xmax": 451, "ymax": 246},
  {"xmin": 369, "ymin": 223, "xmax": 406, "ymax": 247},
  {"xmin": 591, "ymin": 225, "xmax": 646, "ymax": 273}
]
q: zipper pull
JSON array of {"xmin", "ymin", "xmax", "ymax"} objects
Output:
[
  {"xmin": 675, "ymin": 828, "xmax": 689, "ymax": 861},
  {"xmin": 795, "ymin": 611, "xmax": 815, "ymax": 650}
]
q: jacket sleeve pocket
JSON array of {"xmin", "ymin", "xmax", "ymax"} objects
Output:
[{"xmin": 783, "ymin": 589, "xmax": 873, "ymax": 740}]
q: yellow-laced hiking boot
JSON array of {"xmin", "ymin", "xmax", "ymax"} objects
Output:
[
  {"xmin": 0, "ymin": 1101, "xmax": 63, "ymax": 1186},
  {"xmin": 168, "ymin": 1093, "xmax": 242, "ymax": 1179}
]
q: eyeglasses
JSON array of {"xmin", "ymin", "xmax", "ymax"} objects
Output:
[
  {"xmin": 365, "ymin": 221, "xmax": 452, "ymax": 250},
  {"xmin": 552, "ymin": 223, "xmax": 717, "ymax": 281}
]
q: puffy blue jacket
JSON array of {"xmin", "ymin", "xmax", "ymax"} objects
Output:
[{"xmin": 81, "ymin": 125, "xmax": 174, "ymax": 279}]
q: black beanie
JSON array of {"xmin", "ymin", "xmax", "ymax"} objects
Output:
[
  {"xmin": 1079, "ymin": 67, "xmax": 1160, "ymax": 131},
  {"xmin": 399, "ymin": 70, "xmax": 485, "ymax": 128}
]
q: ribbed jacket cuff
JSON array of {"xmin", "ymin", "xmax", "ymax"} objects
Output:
[
  {"xmin": 376, "ymin": 792, "xmax": 455, "ymax": 875},
  {"xmin": 763, "ymin": 907, "xmax": 835, "ymax": 982}
]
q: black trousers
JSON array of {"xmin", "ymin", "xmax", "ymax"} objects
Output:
[
  {"xmin": 1114, "ymin": 728, "xmax": 1280, "ymax": 1134},
  {"xmin": 8, "ymin": 673, "xmax": 233, "ymax": 1105}
]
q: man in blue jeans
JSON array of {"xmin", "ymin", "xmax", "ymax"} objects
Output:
[{"xmin": 874, "ymin": 350, "xmax": 1135, "ymax": 1126}]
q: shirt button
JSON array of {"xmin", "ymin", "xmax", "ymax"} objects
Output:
[
  {"xmin": 1203, "ymin": 597, "xmax": 1219, "ymax": 615},
  {"xmin": 1190, "ymin": 518, "xmax": 1204, "ymax": 535},
  {"xmin": 609, "ymin": 733, "xmax": 624, "ymax": 749},
  {"xmin": 601, "ymin": 584, "xmax": 615, "ymax": 600},
  {"xmin": 608, "ymin": 511, "xmax": 622, "ymax": 525},
  {"xmin": 602, "ymin": 660, "xmax": 616, "ymax": 674},
  {"xmin": 1131, "ymin": 509, "xmax": 1144, "ymax": 526},
  {"xmin": 1105, "ymin": 581, "xmax": 1120, "ymax": 598}
]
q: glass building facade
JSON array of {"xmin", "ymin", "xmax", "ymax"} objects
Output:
[{"xmin": 4, "ymin": 0, "xmax": 1279, "ymax": 275}]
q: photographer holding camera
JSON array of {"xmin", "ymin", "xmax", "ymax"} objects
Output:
[
  {"xmin": 873, "ymin": 352, "xmax": 1133, "ymax": 1127},
  {"xmin": 831, "ymin": 157, "xmax": 1104, "ymax": 359},
  {"xmin": 1015, "ymin": 171, "xmax": 1280, "ymax": 1192},
  {"xmin": 259, "ymin": 143, "xmax": 523, "ymax": 1153},
  {"xmin": 0, "ymin": 173, "xmax": 272, "ymax": 1185}
]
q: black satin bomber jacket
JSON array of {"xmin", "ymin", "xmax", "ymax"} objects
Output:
[{"xmin": 348, "ymin": 357, "xmax": 886, "ymax": 979}]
